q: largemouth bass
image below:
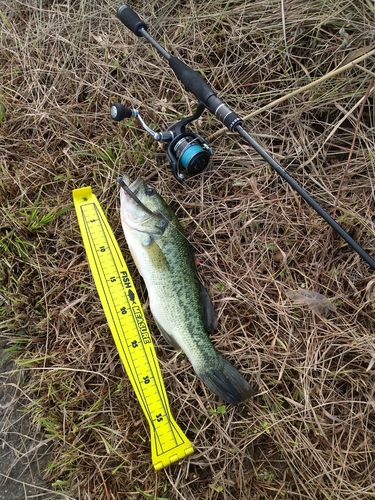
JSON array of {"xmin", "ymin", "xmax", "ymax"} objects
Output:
[{"xmin": 119, "ymin": 175, "xmax": 255, "ymax": 405}]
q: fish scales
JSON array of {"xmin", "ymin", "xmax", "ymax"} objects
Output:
[
  {"xmin": 119, "ymin": 175, "xmax": 255, "ymax": 405},
  {"xmin": 128, "ymin": 209, "xmax": 214, "ymax": 364}
]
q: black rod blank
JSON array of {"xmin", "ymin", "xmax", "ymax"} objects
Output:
[
  {"xmin": 235, "ymin": 126, "xmax": 375, "ymax": 269},
  {"xmin": 116, "ymin": 5, "xmax": 375, "ymax": 270}
]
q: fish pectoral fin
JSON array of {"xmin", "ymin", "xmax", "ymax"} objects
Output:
[
  {"xmin": 154, "ymin": 319, "xmax": 182, "ymax": 350},
  {"xmin": 200, "ymin": 284, "xmax": 218, "ymax": 334},
  {"xmin": 144, "ymin": 239, "xmax": 170, "ymax": 271}
]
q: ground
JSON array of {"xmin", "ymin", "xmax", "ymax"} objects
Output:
[
  {"xmin": 0, "ymin": 341, "xmax": 60, "ymax": 499},
  {"xmin": 1, "ymin": 1, "xmax": 375, "ymax": 499}
]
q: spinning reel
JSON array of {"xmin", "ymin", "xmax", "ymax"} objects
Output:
[{"xmin": 110, "ymin": 101, "xmax": 212, "ymax": 181}]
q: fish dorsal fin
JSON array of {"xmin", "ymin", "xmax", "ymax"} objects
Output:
[{"xmin": 200, "ymin": 284, "xmax": 218, "ymax": 334}]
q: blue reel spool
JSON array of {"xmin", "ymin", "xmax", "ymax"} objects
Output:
[{"xmin": 171, "ymin": 133, "xmax": 213, "ymax": 177}]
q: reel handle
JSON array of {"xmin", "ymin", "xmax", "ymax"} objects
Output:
[
  {"xmin": 117, "ymin": 5, "xmax": 147, "ymax": 36},
  {"xmin": 110, "ymin": 103, "xmax": 135, "ymax": 121}
]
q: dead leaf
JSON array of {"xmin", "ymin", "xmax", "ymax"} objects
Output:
[
  {"xmin": 286, "ymin": 288, "xmax": 337, "ymax": 314},
  {"xmin": 339, "ymin": 46, "xmax": 375, "ymax": 67}
]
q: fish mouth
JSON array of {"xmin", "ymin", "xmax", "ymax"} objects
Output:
[
  {"xmin": 119, "ymin": 175, "xmax": 142, "ymax": 197},
  {"xmin": 118, "ymin": 175, "xmax": 155, "ymax": 218},
  {"xmin": 118, "ymin": 175, "xmax": 144, "ymax": 232},
  {"xmin": 118, "ymin": 174, "xmax": 170, "ymax": 232},
  {"xmin": 118, "ymin": 175, "xmax": 145, "ymax": 209}
]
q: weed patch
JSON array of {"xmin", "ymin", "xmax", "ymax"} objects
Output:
[{"xmin": 1, "ymin": 0, "xmax": 375, "ymax": 499}]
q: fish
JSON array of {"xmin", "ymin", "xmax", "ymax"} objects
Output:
[{"xmin": 119, "ymin": 175, "xmax": 255, "ymax": 405}]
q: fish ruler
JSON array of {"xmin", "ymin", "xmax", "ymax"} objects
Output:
[{"xmin": 72, "ymin": 186, "xmax": 194, "ymax": 470}]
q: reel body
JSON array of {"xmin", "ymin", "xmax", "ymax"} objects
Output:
[
  {"xmin": 167, "ymin": 133, "xmax": 211, "ymax": 177},
  {"xmin": 110, "ymin": 102, "xmax": 212, "ymax": 181}
]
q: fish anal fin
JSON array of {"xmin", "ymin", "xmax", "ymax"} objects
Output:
[{"xmin": 154, "ymin": 318, "xmax": 181, "ymax": 350}]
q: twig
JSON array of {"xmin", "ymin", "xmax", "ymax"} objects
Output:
[{"xmin": 208, "ymin": 46, "xmax": 375, "ymax": 140}]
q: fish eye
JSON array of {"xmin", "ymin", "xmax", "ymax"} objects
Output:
[{"xmin": 145, "ymin": 187, "xmax": 155, "ymax": 196}]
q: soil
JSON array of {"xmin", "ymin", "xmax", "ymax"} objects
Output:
[{"xmin": 0, "ymin": 343, "xmax": 60, "ymax": 500}]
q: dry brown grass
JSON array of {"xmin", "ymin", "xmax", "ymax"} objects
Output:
[{"xmin": 1, "ymin": 0, "xmax": 375, "ymax": 499}]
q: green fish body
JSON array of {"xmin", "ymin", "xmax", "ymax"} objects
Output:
[{"xmin": 119, "ymin": 176, "xmax": 254, "ymax": 405}]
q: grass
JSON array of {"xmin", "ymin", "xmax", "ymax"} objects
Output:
[{"xmin": 1, "ymin": 0, "xmax": 375, "ymax": 498}]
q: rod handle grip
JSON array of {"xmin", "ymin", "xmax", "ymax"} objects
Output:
[
  {"xmin": 169, "ymin": 57, "xmax": 214, "ymax": 105},
  {"xmin": 169, "ymin": 57, "xmax": 242, "ymax": 130},
  {"xmin": 117, "ymin": 5, "xmax": 147, "ymax": 36}
]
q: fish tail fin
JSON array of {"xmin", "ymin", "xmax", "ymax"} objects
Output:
[{"xmin": 196, "ymin": 354, "xmax": 255, "ymax": 406}]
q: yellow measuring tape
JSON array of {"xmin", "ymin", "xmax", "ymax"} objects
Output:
[{"xmin": 72, "ymin": 186, "xmax": 194, "ymax": 470}]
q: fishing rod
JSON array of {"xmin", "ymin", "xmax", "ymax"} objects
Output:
[{"xmin": 112, "ymin": 4, "xmax": 375, "ymax": 271}]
